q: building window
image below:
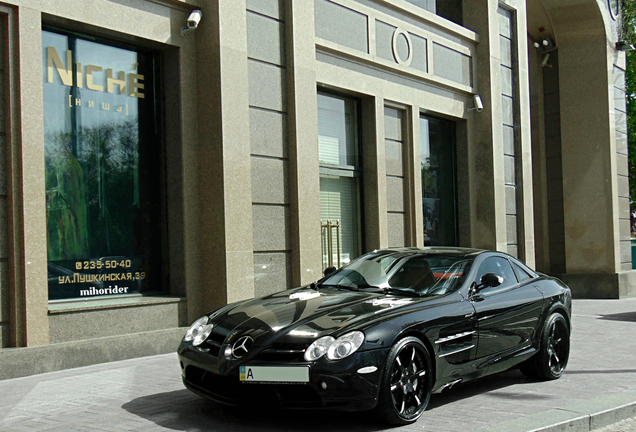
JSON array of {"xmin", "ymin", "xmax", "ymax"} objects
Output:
[
  {"xmin": 403, "ymin": 0, "xmax": 463, "ymax": 26},
  {"xmin": 499, "ymin": 6, "xmax": 520, "ymax": 258},
  {"xmin": 420, "ymin": 115, "xmax": 457, "ymax": 246},
  {"xmin": 318, "ymin": 93, "xmax": 362, "ymax": 269},
  {"xmin": 43, "ymin": 28, "xmax": 165, "ymax": 300}
]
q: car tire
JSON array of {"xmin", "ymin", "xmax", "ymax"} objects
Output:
[
  {"xmin": 375, "ymin": 336, "xmax": 432, "ymax": 425},
  {"xmin": 521, "ymin": 312, "xmax": 570, "ymax": 380}
]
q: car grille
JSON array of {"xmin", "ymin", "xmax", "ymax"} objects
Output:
[
  {"xmin": 252, "ymin": 344, "xmax": 306, "ymax": 362},
  {"xmin": 185, "ymin": 365, "xmax": 323, "ymax": 407},
  {"xmin": 201, "ymin": 336, "xmax": 307, "ymax": 362}
]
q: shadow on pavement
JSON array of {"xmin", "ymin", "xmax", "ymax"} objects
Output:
[
  {"xmin": 123, "ymin": 370, "xmax": 537, "ymax": 430},
  {"xmin": 122, "ymin": 389, "xmax": 384, "ymax": 432},
  {"xmin": 597, "ymin": 311, "xmax": 636, "ymax": 323},
  {"xmin": 427, "ymin": 369, "xmax": 543, "ymax": 409}
]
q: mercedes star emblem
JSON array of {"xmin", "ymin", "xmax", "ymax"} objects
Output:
[{"xmin": 232, "ymin": 336, "xmax": 253, "ymax": 358}]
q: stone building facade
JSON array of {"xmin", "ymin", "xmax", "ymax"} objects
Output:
[{"xmin": 0, "ymin": 0, "xmax": 631, "ymax": 378}]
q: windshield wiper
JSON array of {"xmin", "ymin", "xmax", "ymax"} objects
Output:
[
  {"xmin": 389, "ymin": 288, "xmax": 423, "ymax": 297},
  {"xmin": 319, "ymin": 283, "xmax": 360, "ymax": 291},
  {"xmin": 319, "ymin": 282, "xmax": 419, "ymax": 296},
  {"xmin": 364, "ymin": 287, "xmax": 423, "ymax": 297},
  {"xmin": 330, "ymin": 284, "xmax": 420, "ymax": 297}
]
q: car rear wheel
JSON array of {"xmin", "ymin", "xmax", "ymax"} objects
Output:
[
  {"xmin": 521, "ymin": 312, "xmax": 570, "ymax": 380},
  {"xmin": 375, "ymin": 336, "xmax": 432, "ymax": 425}
]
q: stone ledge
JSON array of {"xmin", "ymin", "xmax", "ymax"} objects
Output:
[
  {"xmin": 48, "ymin": 295, "xmax": 187, "ymax": 315},
  {"xmin": 0, "ymin": 327, "xmax": 187, "ymax": 380}
]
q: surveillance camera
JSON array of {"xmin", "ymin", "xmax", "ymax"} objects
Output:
[
  {"xmin": 541, "ymin": 53, "xmax": 552, "ymax": 68},
  {"xmin": 181, "ymin": 10, "xmax": 202, "ymax": 36},
  {"xmin": 472, "ymin": 94, "xmax": 483, "ymax": 112},
  {"xmin": 187, "ymin": 10, "xmax": 202, "ymax": 29}
]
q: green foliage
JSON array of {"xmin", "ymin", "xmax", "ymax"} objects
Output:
[
  {"xmin": 623, "ymin": 0, "xmax": 636, "ymax": 211},
  {"xmin": 45, "ymin": 120, "xmax": 140, "ymax": 260}
]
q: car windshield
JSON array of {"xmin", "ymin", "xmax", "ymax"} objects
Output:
[{"xmin": 320, "ymin": 251, "xmax": 474, "ymax": 296}]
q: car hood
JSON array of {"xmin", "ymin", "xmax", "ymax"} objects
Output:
[{"xmin": 208, "ymin": 287, "xmax": 422, "ymax": 346}]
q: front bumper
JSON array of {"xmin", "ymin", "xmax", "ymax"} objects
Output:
[{"xmin": 177, "ymin": 342, "xmax": 389, "ymax": 411}]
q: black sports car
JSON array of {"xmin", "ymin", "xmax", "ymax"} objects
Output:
[{"xmin": 177, "ymin": 247, "xmax": 572, "ymax": 425}]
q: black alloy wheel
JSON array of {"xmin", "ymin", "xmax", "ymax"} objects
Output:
[
  {"xmin": 521, "ymin": 312, "xmax": 570, "ymax": 380},
  {"xmin": 376, "ymin": 336, "xmax": 432, "ymax": 425},
  {"xmin": 546, "ymin": 315, "xmax": 569, "ymax": 376}
]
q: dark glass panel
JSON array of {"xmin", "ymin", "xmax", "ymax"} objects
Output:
[
  {"xmin": 421, "ymin": 116, "xmax": 457, "ymax": 246},
  {"xmin": 43, "ymin": 29, "xmax": 164, "ymax": 300}
]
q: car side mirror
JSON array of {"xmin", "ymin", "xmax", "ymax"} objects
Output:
[
  {"xmin": 480, "ymin": 272, "xmax": 503, "ymax": 289},
  {"xmin": 470, "ymin": 272, "xmax": 504, "ymax": 297},
  {"xmin": 323, "ymin": 266, "xmax": 337, "ymax": 277}
]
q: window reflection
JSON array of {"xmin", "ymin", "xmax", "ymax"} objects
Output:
[
  {"xmin": 318, "ymin": 93, "xmax": 362, "ymax": 270},
  {"xmin": 421, "ymin": 116, "xmax": 457, "ymax": 246},
  {"xmin": 403, "ymin": 0, "xmax": 463, "ymax": 26},
  {"xmin": 43, "ymin": 29, "xmax": 163, "ymax": 300}
]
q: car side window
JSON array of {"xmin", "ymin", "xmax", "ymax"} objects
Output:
[
  {"xmin": 511, "ymin": 260, "xmax": 533, "ymax": 283},
  {"xmin": 475, "ymin": 257, "xmax": 518, "ymax": 291}
]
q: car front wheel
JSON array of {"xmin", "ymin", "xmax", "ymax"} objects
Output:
[{"xmin": 375, "ymin": 336, "xmax": 432, "ymax": 425}]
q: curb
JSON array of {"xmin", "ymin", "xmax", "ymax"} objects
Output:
[{"xmin": 472, "ymin": 389, "xmax": 636, "ymax": 432}]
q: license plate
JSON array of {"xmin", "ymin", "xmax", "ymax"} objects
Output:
[{"xmin": 239, "ymin": 366, "xmax": 309, "ymax": 383}]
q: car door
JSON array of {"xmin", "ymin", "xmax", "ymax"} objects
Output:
[
  {"xmin": 425, "ymin": 291, "xmax": 479, "ymax": 389},
  {"xmin": 470, "ymin": 256, "xmax": 544, "ymax": 372},
  {"xmin": 434, "ymin": 296, "xmax": 478, "ymax": 365}
]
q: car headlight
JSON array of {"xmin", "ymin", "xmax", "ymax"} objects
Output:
[
  {"xmin": 304, "ymin": 331, "xmax": 364, "ymax": 361},
  {"xmin": 327, "ymin": 331, "xmax": 365, "ymax": 360},
  {"xmin": 304, "ymin": 336, "xmax": 335, "ymax": 361},
  {"xmin": 184, "ymin": 316, "xmax": 215, "ymax": 347}
]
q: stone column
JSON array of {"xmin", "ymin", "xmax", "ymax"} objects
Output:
[
  {"xmin": 462, "ymin": 0, "xmax": 508, "ymax": 252},
  {"xmin": 191, "ymin": 0, "xmax": 254, "ymax": 319},
  {"xmin": 548, "ymin": 2, "xmax": 626, "ymax": 297},
  {"xmin": 286, "ymin": 1, "xmax": 323, "ymax": 286},
  {"xmin": 361, "ymin": 96, "xmax": 389, "ymax": 250},
  {"xmin": 11, "ymin": 8, "xmax": 49, "ymax": 346},
  {"xmin": 514, "ymin": 2, "xmax": 536, "ymax": 268},
  {"xmin": 557, "ymin": 12, "xmax": 617, "ymax": 274}
]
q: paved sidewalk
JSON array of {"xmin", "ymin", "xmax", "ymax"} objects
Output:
[{"xmin": 0, "ymin": 298, "xmax": 635, "ymax": 432}]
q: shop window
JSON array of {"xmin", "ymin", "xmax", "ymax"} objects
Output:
[
  {"xmin": 318, "ymin": 93, "xmax": 362, "ymax": 269},
  {"xmin": 420, "ymin": 116, "xmax": 457, "ymax": 246},
  {"xmin": 43, "ymin": 28, "xmax": 165, "ymax": 300}
]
